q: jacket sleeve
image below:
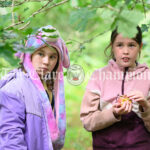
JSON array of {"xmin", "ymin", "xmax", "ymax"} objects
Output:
[
  {"xmin": 80, "ymin": 70, "xmax": 120, "ymax": 132},
  {"xmin": 140, "ymin": 98, "xmax": 150, "ymax": 132},
  {"xmin": 0, "ymin": 91, "xmax": 27, "ymax": 150}
]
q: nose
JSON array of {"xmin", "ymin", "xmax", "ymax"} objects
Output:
[
  {"xmin": 123, "ymin": 46, "xmax": 129, "ymax": 55},
  {"xmin": 43, "ymin": 56, "xmax": 49, "ymax": 65}
]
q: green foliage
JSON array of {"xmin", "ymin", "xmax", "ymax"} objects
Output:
[
  {"xmin": 91, "ymin": 0, "xmax": 110, "ymax": 7},
  {"xmin": 0, "ymin": 1, "xmax": 12, "ymax": 7},
  {"xmin": 141, "ymin": 24, "xmax": 150, "ymax": 32},
  {"xmin": 70, "ymin": 1, "xmax": 147, "ymax": 38},
  {"xmin": 117, "ymin": 9, "xmax": 144, "ymax": 37},
  {"xmin": 70, "ymin": 8, "xmax": 96, "ymax": 32},
  {"xmin": 42, "ymin": 28, "xmax": 56, "ymax": 32}
]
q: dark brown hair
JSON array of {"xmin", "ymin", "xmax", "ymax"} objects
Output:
[{"xmin": 104, "ymin": 26, "xmax": 142, "ymax": 59}]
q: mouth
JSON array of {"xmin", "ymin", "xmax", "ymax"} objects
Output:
[
  {"xmin": 39, "ymin": 67, "xmax": 49, "ymax": 72},
  {"xmin": 122, "ymin": 57, "xmax": 130, "ymax": 62}
]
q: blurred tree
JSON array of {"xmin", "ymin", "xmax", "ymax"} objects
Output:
[{"xmin": 0, "ymin": 0, "xmax": 150, "ymax": 67}]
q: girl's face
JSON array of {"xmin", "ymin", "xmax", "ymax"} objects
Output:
[
  {"xmin": 112, "ymin": 34, "xmax": 142, "ymax": 68},
  {"xmin": 32, "ymin": 46, "xmax": 58, "ymax": 77}
]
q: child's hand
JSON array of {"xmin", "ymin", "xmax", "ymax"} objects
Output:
[
  {"xmin": 112, "ymin": 101, "xmax": 132, "ymax": 118},
  {"xmin": 127, "ymin": 91, "xmax": 150, "ymax": 111}
]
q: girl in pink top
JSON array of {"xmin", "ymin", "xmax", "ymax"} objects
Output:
[{"xmin": 80, "ymin": 26, "xmax": 150, "ymax": 150}]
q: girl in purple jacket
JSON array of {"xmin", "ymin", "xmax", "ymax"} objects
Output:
[
  {"xmin": 80, "ymin": 26, "xmax": 150, "ymax": 150},
  {"xmin": 0, "ymin": 25, "xmax": 70, "ymax": 150}
]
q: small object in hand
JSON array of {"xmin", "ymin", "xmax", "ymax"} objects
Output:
[{"xmin": 117, "ymin": 95, "xmax": 132, "ymax": 106}]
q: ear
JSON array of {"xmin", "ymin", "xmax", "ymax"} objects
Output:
[
  {"xmin": 140, "ymin": 43, "xmax": 143, "ymax": 49},
  {"xmin": 138, "ymin": 43, "xmax": 143, "ymax": 58}
]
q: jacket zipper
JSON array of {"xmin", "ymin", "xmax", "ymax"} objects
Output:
[{"xmin": 121, "ymin": 67, "xmax": 128, "ymax": 95}]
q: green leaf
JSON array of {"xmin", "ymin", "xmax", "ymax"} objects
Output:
[
  {"xmin": 109, "ymin": 0, "xmax": 118, "ymax": 6},
  {"xmin": 24, "ymin": 28, "xmax": 34, "ymax": 35},
  {"xmin": 91, "ymin": 0, "xmax": 109, "ymax": 7},
  {"xmin": 69, "ymin": 8, "xmax": 96, "ymax": 32},
  {"xmin": 0, "ymin": 44, "xmax": 18, "ymax": 66},
  {"xmin": 80, "ymin": 45, "xmax": 85, "ymax": 50},
  {"xmin": 125, "ymin": 0, "xmax": 132, "ymax": 5},
  {"xmin": 24, "ymin": 7, "xmax": 29, "ymax": 12},
  {"xmin": 0, "ymin": 13, "xmax": 12, "ymax": 27},
  {"xmin": 0, "ymin": 1, "xmax": 12, "ymax": 7},
  {"xmin": 64, "ymin": 71, "xmax": 67, "ymax": 76},
  {"xmin": 42, "ymin": 34, "xmax": 59, "ymax": 38},
  {"xmin": 66, "ymin": 41, "xmax": 73, "ymax": 45},
  {"xmin": 13, "ymin": 7, "xmax": 20, "ymax": 12},
  {"xmin": 42, "ymin": 28, "xmax": 56, "ymax": 33},
  {"xmin": 141, "ymin": 24, "xmax": 149, "ymax": 32},
  {"xmin": 76, "ymin": 19, "xmax": 88, "ymax": 32},
  {"xmin": 117, "ymin": 9, "xmax": 144, "ymax": 38}
]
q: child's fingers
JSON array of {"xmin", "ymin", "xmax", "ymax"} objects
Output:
[
  {"xmin": 125, "ymin": 101, "xmax": 132, "ymax": 113},
  {"xmin": 124, "ymin": 101, "xmax": 130, "ymax": 112},
  {"xmin": 116, "ymin": 102, "xmax": 126, "ymax": 114},
  {"xmin": 128, "ymin": 102, "xmax": 132, "ymax": 112},
  {"xmin": 113, "ymin": 102, "xmax": 121, "ymax": 108},
  {"xmin": 120, "ymin": 102, "xmax": 132, "ymax": 114}
]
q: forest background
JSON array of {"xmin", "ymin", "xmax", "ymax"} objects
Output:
[{"xmin": 0, "ymin": 0, "xmax": 150, "ymax": 149}]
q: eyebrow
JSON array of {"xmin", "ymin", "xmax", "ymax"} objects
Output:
[
  {"xmin": 115, "ymin": 41, "xmax": 137, "ymax": 44},
  {"xmin": 50, "ymin": 53, "xmax": 58, "ymax": 56},
  {"xmin": 38, "ymin": 49, "xmax": 58, "ymax": 55},
  {"xmin": 37, "ymin": 49, "xmax": 44, "ymax": 53}
]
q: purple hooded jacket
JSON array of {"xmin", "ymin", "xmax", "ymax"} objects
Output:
[{"xmin": 0, "ymin": 69, "xmax": 54, "ymax": 150}]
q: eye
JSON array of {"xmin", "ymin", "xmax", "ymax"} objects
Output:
[
  {"xmin": 38, "ymin": 52, "xmax": 44, "ymax": 57},
  {"xmin": 128, "ymin": 43, "xmax": 136, "ymax": 47},
  {"xmin": 49, "ymin": 55, "xmax": 57, "ymax": 59},
  {"xmin": 116, "ymin": 43, "xmax": 123, "ymax": 47}
]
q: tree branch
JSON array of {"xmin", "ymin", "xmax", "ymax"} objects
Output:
[
  {"xmin": 68, "ymin": 29, "xmax": 110, "ymax": 52},
  {"xmin": 19, "ymin": 21, "xmax": 31, "ymax": 30},
  {"xmin": 4, "ymin": 0, "xmax": 69, "ymax": 30},
  {"xmin": 4, "ymin": 0, "xmax": 53, "ymax": 30},
  {"xmin": 31, "ymin": 0, "xmax": 53, "ymax": 18},
  {"xmin": 0, "ymin": 0, "xmax": 52, "ymax": 7},
  {"xmin": 142, "ymin": 0, "xmax": 146, "ymax": 18},
  {"xmin": 90, "ymin": 4, "xmax": 119, "ymax": 12},
  {"xmin": 12, "ymin": 0, "xmax": 15, "ymax": 25},
  {"xmin": 0, "ymin": 0, "xmax": 27, "ymax": 7},
  {"xmin": 82, "ymin": 29, "xmax": 109, "ymax": 44},
  {"xmin": 41, "ymin": 0, "xmax": 70, "ymax": 13}
]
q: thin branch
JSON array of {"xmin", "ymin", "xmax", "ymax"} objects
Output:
[
  {"xmin": 142, "ymin": 0, "xmax": 146, "ymax": 18},
  {"xmin": 19, "ymin": 21, "xmax": 31, "ymax": 30},
  {"xmin": 41, "ymin": 0, "xmax": 70, "ymax": 13},
  {"xmin": 0, "ymin": 0, "xmax": 27, "ymax": 7},
  {"xmin": 14, "ymin": 0, "xmax": 27, "ymax": 7},
  {"xmin": 1, "ymin": 0, "xmax": 51, "ymax": 7},
  {"xmin": 106, "ymin": 4, "xmax": 119, "ymax": 12},
  {"xmin": 31, "ymin": 0, "xmax": 53, "ymax": 18},
  {"xmin": 83, "ymin": 29, "xmax": 110, "ymax": 44},
  {"xmin": 90, "ymin": 4, "xmax": 119, "ymax": 12},
  {"xmin": 5, "ymin": 0, "xmax": 70, "ymax": 30},
  {"xmin": 4, "ymin": 21, "xmax": 25, "ymax": 30},
  {"xmin": 67, "ymin": 29, "xmax": 110, "ymax": 52},
  {"xmin": 12, "ymin": 0, "xmax": 15, "ymax": 25},
  {"xmin": 4, "ymin": 0, "xmax": 53, "ymax": 30}
]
